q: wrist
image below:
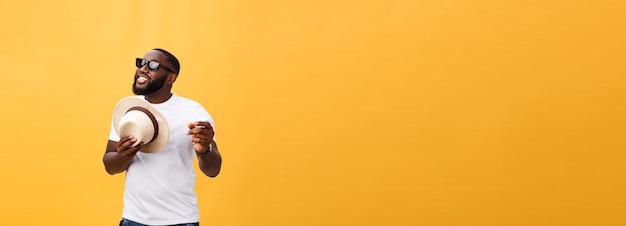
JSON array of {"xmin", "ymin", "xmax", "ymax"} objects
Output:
[{"xmin": 196, "ymin": 144, "xmax": 212, "ymax": 155}]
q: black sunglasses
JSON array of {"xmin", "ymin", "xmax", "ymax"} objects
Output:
[{"xmin": 136, "ymin": 58, "xmax": 175, "ymax": 73}]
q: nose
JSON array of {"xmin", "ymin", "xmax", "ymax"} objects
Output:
[{"xmin": 137, "ymin": 64, "xmax": 149, "ymax": 73}]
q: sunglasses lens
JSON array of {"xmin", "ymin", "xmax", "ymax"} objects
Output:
[
  {"xmin": 135, "ymin": 58, "xmax": 143, "ymax": 68},
  {"xmin": 148, "ymin": 61, "xmax": 159, "ymax": 71},
  {"xmin": 135, "ymin": 58, "xmax": 161, "ymax": 71}
]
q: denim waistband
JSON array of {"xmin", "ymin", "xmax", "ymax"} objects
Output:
[{"xmin": 120, "ymin": 218, "xmax": 199, "ymax": 226}]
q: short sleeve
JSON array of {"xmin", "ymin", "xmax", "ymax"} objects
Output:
[
  {"xmin": 192, "ymin": 104, "xmax": 216, "ymax": 142},
  {"xmin": 108, "ymin": 116, "xmax": 120, "ymax": 142}
]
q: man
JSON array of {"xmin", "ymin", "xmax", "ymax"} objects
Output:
[{"xmin": 103, "ymin": 48, "xmax": 222, "ymax": 226}]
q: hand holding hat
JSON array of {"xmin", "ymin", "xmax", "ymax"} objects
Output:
[
  {"xmin": 113, "ymin": 96, "xmax": 169, "ymax": 153},
  {"xmin": 115, "ymin": 135, "xmax": 145, "ymax": 158}
]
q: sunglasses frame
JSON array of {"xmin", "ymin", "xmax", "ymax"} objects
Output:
[{"xmin": 136, "ymin": 58, "xmax": 175, "ymax": 73}]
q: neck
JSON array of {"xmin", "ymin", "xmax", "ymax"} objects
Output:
[{"xmin": 144, "ymin": 92, "xmax": 173, "ymax": 104}]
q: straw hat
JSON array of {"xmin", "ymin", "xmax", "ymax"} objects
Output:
[{"xmin": 112, "ymin": 96, "xmax": 169, "ymax": 153}]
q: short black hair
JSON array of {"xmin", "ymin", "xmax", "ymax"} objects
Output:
[{"xmin": 153, "ymin": 48, "xmax": 180, "ymax": 74}]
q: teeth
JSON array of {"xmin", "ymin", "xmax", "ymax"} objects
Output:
[{"xmin": 138, "ymin": 77, "xmax": 148, "ymax": 82}]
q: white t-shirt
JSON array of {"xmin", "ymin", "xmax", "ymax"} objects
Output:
[{"xmin": 109, "ymin": 94, "xmax": 214, "ymax": 225}]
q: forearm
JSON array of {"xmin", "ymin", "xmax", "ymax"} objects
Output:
[
  {"xmin": 103, "ymin": 151, "xmax": 133, "ymax": 175},
  {"xmin": 197, "ymin": 142, "xmax": 222, "ymax": 177},
  {"xmin": 103, "ymin": 139, "xmax": 140, "ymax": 175}
]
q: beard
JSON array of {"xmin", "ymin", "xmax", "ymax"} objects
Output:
[{"xmin": 132, "ymin": 75, "xmax": 167, "ymax": 95}]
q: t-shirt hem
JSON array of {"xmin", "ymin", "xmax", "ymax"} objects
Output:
[{"xmin": 122, "ymin": 215, "xmax": 200, "ymax": 225}]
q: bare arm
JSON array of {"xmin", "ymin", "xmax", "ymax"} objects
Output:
[
  {"xmin": 102, "ymin": 136, "xmax": 144, "ymax": 175},
  {"xmin": 197, "ymin": 141, "xmax": 222, "ymax": 177}
]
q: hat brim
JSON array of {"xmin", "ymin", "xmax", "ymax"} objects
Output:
[{"xmin": 112, "ymin": 96, "xmax": 169, "ymax": 153}]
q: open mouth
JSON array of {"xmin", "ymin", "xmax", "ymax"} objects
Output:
[{"xmin": 136, "ymin": 74, "xmax": 150, "ymax": 84}]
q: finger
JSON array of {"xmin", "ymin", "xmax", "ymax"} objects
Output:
[
  {"xmin": 187, "ymin": 122, "xmax": 213, "ymax": 135},
  {"xmin": 191, "ymin": 131, "xmax": 214, "ymax": 141},
  {"xmin": 187, "ymin": 122, "xmax": 200, "ymax": 135},
  {"xmin": 190, "ymin": 136, "xmax": 206, "ymax": 143},
  {"xmin": 193, "ymin": 121, "xmax": 212, "ymax": 129},
  {"xmin": 121, "ymin": 142, "xmax": 143, "ymax": 157},
  {"xmin": 116, "ymin": 136, "xmax": 135, "ymax": 149},
  {"xmin": 122, "ymin": 138, "xmax": 138, "ymax": 149},
  {"xmin": 119, "ymin": 137, "xmax": 141, "ymax": 155},
  {"xmin": 192, "ymin": 140, "xmax": 211, "ymax": 152},
  {"xmin": 130, "ymin": 142, "xmax": 144, "ymax": 152},
  {"xmin": 191, "ymin": 136, "xmax": 211, "ymax": 144},
  {"xmin": 117, "ymin": 135, "xmax": 132, "ymax": 144}
]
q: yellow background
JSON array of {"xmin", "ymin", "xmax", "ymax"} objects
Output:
[{"xmin": 1, "ymin": 0, "xmax": 625, "ymax": 225}]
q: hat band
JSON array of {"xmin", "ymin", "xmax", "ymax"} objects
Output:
[{"xmin": 127, "ymin": 106, "xmax": 159, "ymax": 144}]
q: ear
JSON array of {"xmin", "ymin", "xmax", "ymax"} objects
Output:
[{"xmin": 167, "ymin": 73, "xmax": 178, "ymax": 84}]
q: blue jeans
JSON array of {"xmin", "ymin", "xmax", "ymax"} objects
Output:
[{"xmin": 119, "ymin": 218, "xmax": 199, "ymax": 226}]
